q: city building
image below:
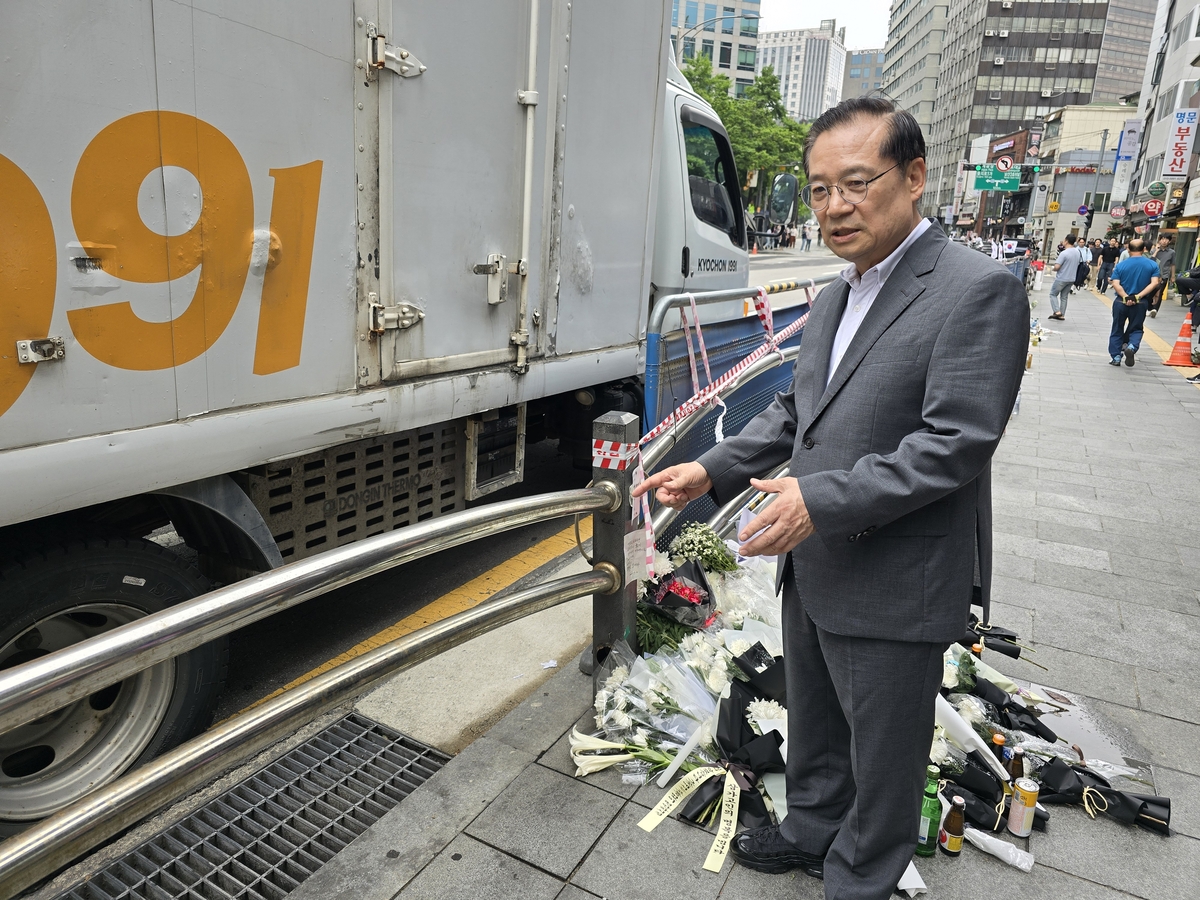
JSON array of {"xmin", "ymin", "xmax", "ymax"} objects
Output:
[
  {"xmin": 843, "ymin": 49, "xmax": 887, "ymax": 100},
  {"xmin": 925, "ymin": 0, "xmax": 1156, "ymax": 219},
  {"xmin": 671, "ymin": 0, "xmax": 762, "ymax": 96},
  {"xmin": 1129, "ymin": 0, "xmax": 1200, "ymax": 242},
  {"xmin": 1032, "ymin": 103, "xmax": 1129, "ymax": 246},
  {"xmin": 881, "ymin": 0, "xmax": 948, "ymax": 133},
  {"xmin": 1040, "ymin": 148, "xmax": 1117, "ymax": 249},
  {"xmin": 755, "ymin": 20, "xmax": 847, "ymax": 120}
]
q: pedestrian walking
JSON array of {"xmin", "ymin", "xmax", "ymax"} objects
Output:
[
  {"xmin": 1148, "ymin": 235, "xmax": 1175, "ymax": 318},
  {"xmin": 1091, "ymin": 240, "xmax": 1104, "ymax": 284},
  {"xmin": 1049, "ymin": 234, "xmax": 1083, "ymax": 320},
  {"xmin": 634, "ymin": 96, "xmax": 1027, "ymax": 900},
  {"xmin": 802, "ymin": 224, "xmax": 812, "ymax": 251},
  {"xmin": 1072, "ymin": 240, "xmax": 1092, "ymax": 292},
  {"xmin": 1096, "ymin": 238, "xmax": 1120, "ymax": 293},
  {"xmin": 1108, "ymin": 238, "xmax": 1161, "ymax": 367}
]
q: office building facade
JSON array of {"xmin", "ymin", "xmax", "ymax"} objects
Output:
[
  {"xmin": 844, "ymin": 49, "xmax": 888, "ymax": 99},
  {"xmin": 882, "ymin": 0, "xmax": 948, "ymax": 132},
  {"xmin": 756, "ymin": 20, "xmax": 848, "ymax": 120},
  {"xmin": 672, "ymin": 0, "xmax": 762, "ymax": 96},
  {"xmin": 925, "ymin": 0, "xmax": 1155, "ymax": 218}
]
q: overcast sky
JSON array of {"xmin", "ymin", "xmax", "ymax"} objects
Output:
[{"xmin": 758, "ymin": 0, "xmax": 892, "ymax": 51}]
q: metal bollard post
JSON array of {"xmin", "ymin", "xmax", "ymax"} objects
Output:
[{"xmin": 590, "ymin": 411, "xmax": 640, "ymax": 692}]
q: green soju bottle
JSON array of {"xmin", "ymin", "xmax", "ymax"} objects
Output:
[{"xmin": 915, "ymin": 764, "xmax": 941, "ymax": 857}]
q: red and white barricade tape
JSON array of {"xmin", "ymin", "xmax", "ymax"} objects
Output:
[{"xmin": 592, "ymin": 439, "xmax": 638, "ymax": 470}]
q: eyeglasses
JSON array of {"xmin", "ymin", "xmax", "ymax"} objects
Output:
[{"xmin": 801, "ymin": 163, "xmax": 899, "ymax": 211}]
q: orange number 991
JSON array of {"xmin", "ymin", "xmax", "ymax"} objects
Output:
[{"xmin": 69, "ymin": 111, "xmax": 254, "ymax": 370}]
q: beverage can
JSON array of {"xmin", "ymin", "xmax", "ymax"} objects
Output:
[{"xmin": 1007, "ymin": 777, "xmax": 1039, "ymax": 837}]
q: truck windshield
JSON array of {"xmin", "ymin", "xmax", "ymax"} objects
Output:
[{"xmin": 681, "ymin": 111, "xmax": 744, "ymax": 247}]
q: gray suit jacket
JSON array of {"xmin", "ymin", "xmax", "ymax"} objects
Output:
[{"xmin": 698, "ymin": 227, "xmax": 1029, "ymax": 643}]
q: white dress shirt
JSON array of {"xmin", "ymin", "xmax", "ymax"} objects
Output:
[{"xmin": 827, "ymin": 218, "xmax": 931, "ymax": 387}]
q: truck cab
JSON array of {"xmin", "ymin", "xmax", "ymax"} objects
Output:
[{"xmin": 651, "ymin": 52, "xmax": 750, "ymax": 319}]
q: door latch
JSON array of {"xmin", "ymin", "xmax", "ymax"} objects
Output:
[
  {"xmin": 15, "ymin": 337, "xmax": 64, "ymax": 364},
  {"xmin": 368, "ymin": 293, "xmax": 425, "ymax": 333},
  {"xmin": 367, "ymin": 24, "xmax": 426, "ymax": 78},
  {"xmin": 472, "ymin": 255, "xmax": 528, "ymax": 305}
]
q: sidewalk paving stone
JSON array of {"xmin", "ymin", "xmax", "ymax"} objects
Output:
[
  {"xmin": 396, "ymin": 834, "xmax": 562, "ymax": 900},
  {"xmin": 572, "ymin": 803, "xmax": 728, "ymax": 900},
  {"xmin": 465, "ymin": 764, "xmax": 624, "ymax": 879}
]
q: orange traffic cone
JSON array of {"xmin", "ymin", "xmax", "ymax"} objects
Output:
[
  {"xmin": 1164, "ymin": 313, "xmax": 1194, "ymax": 366},
  {"xmin": 751, "ymin": 242, "xmax": 758, "ymax": 255}
]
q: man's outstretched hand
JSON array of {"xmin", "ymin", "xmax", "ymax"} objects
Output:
[
  {"xmin": 630, "ymin": 462, "xmax": 712, "ymax": 511},
  {"xmin": 737, "ymin": 477, "xmax": 814, "ymax": 557}
]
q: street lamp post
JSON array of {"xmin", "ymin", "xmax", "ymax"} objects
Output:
[{"xmin": 1084, "ymin": 128, "xmax": 1109, "ymax": 243}]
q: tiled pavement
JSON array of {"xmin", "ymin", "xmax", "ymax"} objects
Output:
[{"xmin": 292, "ymin": 278, "xmax": 1200, "ymax": 900}]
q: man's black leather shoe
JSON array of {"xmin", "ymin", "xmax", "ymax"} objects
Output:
[{"xmin": 730, "ymin": 825, "xmax": 825, "ymax": 878}]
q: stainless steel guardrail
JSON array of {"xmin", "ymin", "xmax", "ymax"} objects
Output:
[
  {"xmin": 646, "ymin": 273, "xmax": 838, "ymax": 336},
  {"xmin": 0, "ymin": 567, "xmax": 618, "ymax": 897},
  {"xmin": 0, "ymin": 486, "xmax": 620, "ymax": 738}
]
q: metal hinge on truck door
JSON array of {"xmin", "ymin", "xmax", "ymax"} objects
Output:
[
  {"xmin": 367, "ymin": 23, "xmax": 426, "ymax": 78},
  {"xmin": 368, "ymin": 292, "xmax": 424, "ymax": 333}
]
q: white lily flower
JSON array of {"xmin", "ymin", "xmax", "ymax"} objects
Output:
[
  {"xmin": 568, "ymin": 728, "xmax": 626, "ymax": 752},
  {"xmin": 573, "ymin": 752, "xmax": 633, "ymax": 777}
]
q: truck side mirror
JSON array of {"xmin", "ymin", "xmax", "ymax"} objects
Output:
[{"xmin": 768, "ymin": 173, "xmax": 797, "ymax": 226}]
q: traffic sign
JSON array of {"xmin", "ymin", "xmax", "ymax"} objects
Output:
[
  {"xmin": 1078, "ymin": 205, "xmax": 1090, "ymax": 216},
  {"xmin": 973, "ymin": 164, "xmax": 1021, "ymax": 192},
  {"xmin": 1144, "ymin": 198, "xmax": 1165, "ymax": 217},
  {"xmin": 1109, "ymin": 206, "xmax": 1127, "ymax": 218},
  {"xmin": 1048, "ymin": 200, "xmax": 1061, "ymax": 213},
  {"xmin": 1147, "ymin": 181, "xmax": 1168, "ymax": 198},
  {"xmin": 995, "ymin": 155, "xmax": 1014, "ymax": 172}
]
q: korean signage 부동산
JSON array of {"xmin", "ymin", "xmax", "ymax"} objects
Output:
[{"xmin": 1161, "ymin": 109, "xmax": 1199, "ymax": 182}]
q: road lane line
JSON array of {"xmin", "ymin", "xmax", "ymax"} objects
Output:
[{"xmin": 234, "ymin": 518, "xmax": 592, "ymax": 715}]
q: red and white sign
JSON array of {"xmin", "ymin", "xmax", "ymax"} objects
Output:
[
  {"xmin": 1161, "ymin": 109, "xmax": 1199, "ymax": 182},
  {"xmin": 1144, "ymin": 198, "xmax": 1166, "ymax": 218},
  {"xmin": 995, "ymin": 155, "xmax": 1014, "ymax": 172},
  {"xmin": 1109, "ymin": 206, "xmax": 1127, "ymax": 218}
]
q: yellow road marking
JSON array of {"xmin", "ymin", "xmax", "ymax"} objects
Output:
[
  {"xmin": 1087, "ymin": 288, "xmax": 1199, "ymax": 376},
  {"xmin": 235, "ymin": 518, "xmax": 591, "ymax": 714}
]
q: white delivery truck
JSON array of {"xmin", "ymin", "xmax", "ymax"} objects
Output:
[{"xmin": 0, "ymin": 0, "xmax": 753, "ymax": 823}]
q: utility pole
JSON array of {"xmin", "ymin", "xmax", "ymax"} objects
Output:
[{"xmin": 1084, "ymin": 128, "xmax": 1109, "ymax": 243}]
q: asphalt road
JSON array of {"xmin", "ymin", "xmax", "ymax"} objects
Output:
[{"xmin": 211, "ymin": 439, "xmax": 592, "ymax": 720}]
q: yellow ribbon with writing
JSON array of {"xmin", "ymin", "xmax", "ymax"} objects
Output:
[
  {"xmin": 637, "ymin": 766, "xmax": 722, "ymax": 832},
  {"xmin": 702, "ymin": 769, "xmax": 743, "ymax": 872},
  {"xmin": 636, "ymin": 765, "xmax": 745, "ymax": 874}
]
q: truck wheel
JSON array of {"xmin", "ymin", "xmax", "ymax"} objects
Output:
[{"xmin": 0, "ymin": 539, "xmax": 228, "ymax": 829}]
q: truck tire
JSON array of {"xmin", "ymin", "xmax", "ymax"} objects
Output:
[{"xmin": 0, "ymin": 539, "xmax": 228, "ymax": 829}]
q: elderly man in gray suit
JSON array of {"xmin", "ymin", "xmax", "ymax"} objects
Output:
[{"xmin": 634, "ymin": 98, "xmax": 1028, "ymax": 899}]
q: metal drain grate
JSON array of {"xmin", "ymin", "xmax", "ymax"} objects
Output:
[{"xmin": 57, "ymin": 714, "xmax": 450, "ymax": 900}]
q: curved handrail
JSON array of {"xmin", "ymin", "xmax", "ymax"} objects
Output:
[
  {"xmin": 0, "ymin": 567, "xmax": 617, "ymax": 898},
  {"xmin": 0, "ymin": 485, "xmax": 620, "ymax": 737}
]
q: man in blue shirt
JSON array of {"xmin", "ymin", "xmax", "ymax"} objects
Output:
[{"xmin": 1108, "ymin": 239, "xmax": 1161, "ymax": 366}]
